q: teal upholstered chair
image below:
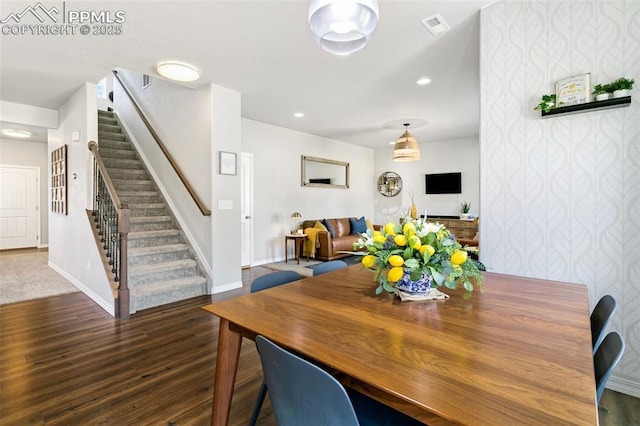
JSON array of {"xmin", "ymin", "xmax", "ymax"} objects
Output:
[{"xmin": 312, "ymin": 259, "xmax": 348, "ymax": 276}]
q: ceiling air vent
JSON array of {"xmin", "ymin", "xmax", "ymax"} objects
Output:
[{"xmin": 421, "ymin": 14, "xmax": 450, "ymax": 35}]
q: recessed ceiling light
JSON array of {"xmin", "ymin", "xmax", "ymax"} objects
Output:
[
  {"xmin": 2, "ymin": 129, "xmax": 32, "ymax": 138},
  {"xmin": 388, "ymin": 141, "xmax": 396, "ymax": 145},
  {"xmin": 294, "ymin": 112, "xmax": 305, "ymax": 118},
  {"xmin": 156, "ymin": 61, "xmax": 200, "ymax": 82},
  {"xmin": 417, "ymin": 77, "xmax": 432, "ymax": 86}
]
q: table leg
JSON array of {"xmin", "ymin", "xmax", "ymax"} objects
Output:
[
  {"xmin": 211, "ymin": 318, "xmax": 242, "ymax": 426},
  {"xmin": 295, "ymin": 238, "xmax": 301, "ymax": 264},
  {"xmin": 285, "ymin": 237, "xmax": 289, "ymax": 263}
]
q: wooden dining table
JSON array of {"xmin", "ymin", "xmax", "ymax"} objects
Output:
[{"xmin": 202, "ymin": 266, "xmax": 598, "ymax": 425}]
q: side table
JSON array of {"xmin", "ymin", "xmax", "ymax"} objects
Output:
[{"xmin": 285, "ymin": 234, "xmax": 308, "ymax": 264}]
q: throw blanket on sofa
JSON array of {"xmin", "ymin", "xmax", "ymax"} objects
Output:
[{"xmin": 303, "ymin": 227, "xmax": 321, "ymax": 258}]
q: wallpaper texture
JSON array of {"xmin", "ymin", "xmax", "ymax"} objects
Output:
[{"xmin": 480, "ymin": 0, "xmax": 639, "ymax": 393}]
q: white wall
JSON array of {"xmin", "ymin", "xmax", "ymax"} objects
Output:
[
  {"xmin": 242, "ymin": 118, "xmax": 375, "ymax": 265},
  {"xmin": 0, "ymin": 137, "xmax": 49, "ymax": 246},
  {"xmin": 373, "ymin": 136, "xmax": 480, "ymax": 224},
  {"xmin": 48, "ymin": 83, "xmax": 114, "ymax": 314},
  {"xmin": 113, "ymin": 69, "xmax": 213, "ymax": 273},
  {"xmin": 0, "ymin": 100, "xmax": 58, "ymax": 128},
  {"xmin": 481, "ymin": 0, "xmax": 640, "ymax": 396}
]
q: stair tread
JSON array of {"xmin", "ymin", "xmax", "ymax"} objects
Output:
[
  {"xmin": 133, "ymin": 275, "xmax": 207, "ymax": 294},
  {"xmin": 128, "ymin": 203, "xmax": 165, "ymax": 208},
  {"xmin": 129, "ymin": 243, "xmax": 188, "ymax": 255},
  {"xmin": 130, "ymin": 215, "xmax": 171, "ymax": 223},
  {"xmin": 129, "ymin": 258, "xmax": 196, "ymax": 275},
  {"xmin": 129, "ymin": 229, "xmax": 180, "ymax": 238},
  {"xmin": 118, "ymin": 191, "xmax": 158, "ymax": 196}
]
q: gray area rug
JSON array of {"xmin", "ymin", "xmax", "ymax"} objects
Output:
[
  {"xmin": 0, "ymin": 251, "xmax": 79, "ymax": 305},
  {"xmin": 263, "ymin": 259, "xmax": 322, "ymax": 277}
]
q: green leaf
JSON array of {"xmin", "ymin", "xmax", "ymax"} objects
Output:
[
  {"xmin": 463, "ymin": 281, "xmax": 474, "ymax": 292},
  {"xmin": 404, "ymin": 258, "xmax": 419, "ymax": 269},
  {"xmin": 429, "ymin": 267, "xmax": 445, "ymax": 285},
  {"xmin": 383, "ymin": 282, "xmax": 395, "ymax": 293},
  {"xmin": 409, "ymin": 269, "xmax": 422, "ymax": 281},
  {"xmin": 375, "ymin": 285, "xmax": 383, "ymax": 295}
]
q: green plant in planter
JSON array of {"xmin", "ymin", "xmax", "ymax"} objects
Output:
[
  {"xmin": 609, "ymin": 77, "xmax": 634, "ymax": 91},
  {"xmin": 534, "ymin": 94, "xmax": 562, "ymax": 113},
  {"xmin": 592, "ymin": 84, "xmax": 611, "ymax": 95},
  {"xmin": 460, "ymin": 201, "xmax": 471, "ymax": 214}
]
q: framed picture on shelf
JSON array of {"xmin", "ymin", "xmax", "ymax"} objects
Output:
[
  {"xmin": 219, "ymin": 151, "xmax": 237, "ymax": 175},
  {"xmin": 556, "ymin": 73, "xmax": 591, "ymax": 107}
]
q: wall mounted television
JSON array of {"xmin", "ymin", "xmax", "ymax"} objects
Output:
[{"xmin": 425, "ymin": 172, "xmax": 462, "ymax": 194}]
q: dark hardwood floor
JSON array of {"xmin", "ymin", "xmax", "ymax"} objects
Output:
[{"xmin": 1, "ymin": 265, "xmax": 637, "ymax": 425}]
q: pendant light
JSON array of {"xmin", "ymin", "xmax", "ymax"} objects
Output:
[
  {"xmin": 308, "ymin": 0, "xmax": 379, "ymax": 56},
  {"xmin": 392, "ymin": 123, "xmax": 421, "ymax": 162}
]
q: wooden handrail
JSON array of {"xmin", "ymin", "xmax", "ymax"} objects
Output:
[{"xmin": 112, "ymin": 70, "xmax": 211, "ymax": 216}]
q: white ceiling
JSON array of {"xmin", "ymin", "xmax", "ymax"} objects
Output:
[{"xmin": 0, "ymin": 0, "xmax": 496, "ymax": 148}]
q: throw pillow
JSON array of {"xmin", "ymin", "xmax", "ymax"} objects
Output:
[
  {"xmin": 314, "ymin": 221, "xmax": 328, "ymax": 232},
  {"xmin": 349, "ymin": 216, "xmax": 367, "ymax": 234},
  {"xmin": 321, "ymin": 219, "xmax": 335, "ymax": 238}
]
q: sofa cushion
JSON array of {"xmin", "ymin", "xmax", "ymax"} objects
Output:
[
  {"xmin": 333, "ymin": 218, "xmax": 351, "ymax": 238},
  {"xmin": 349, "ymin": 216, "xmax": 367, "ymax": 234},
  {"xmin": 322, "ymin": 219, "xmax": 335, "ymax": 238}
]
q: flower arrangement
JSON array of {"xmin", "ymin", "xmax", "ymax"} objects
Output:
[{"xmin": 353, "ymin": 217, "xmax": 484, "ymax": 299}]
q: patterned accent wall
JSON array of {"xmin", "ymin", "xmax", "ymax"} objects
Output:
[{"xmin": 480, "ymin": 0, "xmax": 639, "ymax": 394}]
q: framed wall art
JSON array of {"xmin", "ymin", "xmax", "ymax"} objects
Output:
[
  {"xmin": 51, "ymin": 144, "xmax": 67, "ymax": 215},
  {"xmin": 556, "ymin": 73, "xmax": 591, "ymax": 107},
  {"xmin": 219, "ymin": 151, "xmax": 237, "ymax": 175}
]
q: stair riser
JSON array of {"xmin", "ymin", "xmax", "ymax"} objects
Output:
[
  {"xmin": 103, "ymin": 159, "xmax": 143, "ymax": 170},
  {"xmin": 129, "ymin": 221, "xmax": 174, "ymax": 232},
  {"xmin": 129, "ymin": 265, "xmax": 198, "ymax": 286},
  {"xmin": 112, "ymin": 181, "xmax": 155, "ymax": 191},
  {"xmin": 99, "ymin": 141, "xmax": 134, "ymax": 151},
  {"xmin": 100, "ymin": 124, "xmax": 123, "ymax": 134},
  {"xmin": 128, "ymin": 234, "xmax": 180, "ymax": 248},
  {"xmin": 129, "ymin": 250, "xmax": 190, "ymax": 266},
  {"xmin": 98, "ymin": 131, "xmax": 126, "ymax": 141},
  {"xmin": 99, "ymin": 149, "xmax": 138, "ymax": 160},
  {"xmin": 120, "ymin": 195, "xmax": 163, "ymax": 204},
  {"xmin": 134, "ymin": 283, "xmax": 207, "ymax": 311},
  {"xmin": 98, "ymin": 117, "xmax": 118, "ymax": 126},
  {"xmin": 108, "ymin": 170, "xmax": 148, "ymax": 180},
  {"xmin": 130, "ymin": 207, "xmax": 166, "ymax": 217}
]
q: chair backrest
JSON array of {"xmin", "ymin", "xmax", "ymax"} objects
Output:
[
  {"xmin": 313, "ymin": 260, "xmax": 348, "ymax": 276},
  {"xmin": 591, "ymin": 295, "xmax": 617, "ymax": 354},
  {"xmin": 255, "ymin": 335, "xmax": 360, "ymax": 426},
  {"xmin": 250, "ymin": 271, "xmax": 301, "ymax": 293},
  {"xmin": 594, "ymin": 331, "xmax": 625, "ymax": 405}
]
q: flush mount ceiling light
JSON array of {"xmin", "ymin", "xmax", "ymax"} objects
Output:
[
  {"xmin": 308, "ymin": 0, "xmax": 379, "ymax": 56},
  {"xmin": 416, "ymin": 77, "xmax": 432, "ymax": 86},
  {"xmin": 156, "ymin": 61, "xmax": 200, "ymax": 82},
  {"xmin": 2, "ymin": 129, "xmax": 32, "ymax": 138},
  {"xmin": 392, "ymin": 123, "xmax": 421, "ymax": 162}
]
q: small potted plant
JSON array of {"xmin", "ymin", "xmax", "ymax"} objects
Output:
[
  {"xmin": 460, "ymin": 201, "xmax": 471, "ymax": 220},
  {"xmin": 592, "ymin": 84, "xmax": 610, "ymax": 101},
  {"xmin": 533, "ymin": 94, "xmax": 561, "ymax": 113},
  {"xmin": 609, "ymin": 77, "xmax": 634, "ymax": 98}
]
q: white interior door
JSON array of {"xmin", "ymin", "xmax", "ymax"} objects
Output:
[
  {"xmin": 240, "ymin": 153, "xmax": 253, "ymax": 267},
  {"xmin": 0, "ymin": 166, "xmax": 39, "ymax": 249}
]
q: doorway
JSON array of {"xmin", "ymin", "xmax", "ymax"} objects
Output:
[
  {"xmin": 240, "ymin": 153, "xmax": 253, "ymax": 267},
  {"xmin": 0, "ymin": 165, "xmax": 40, "ymax": 250}
]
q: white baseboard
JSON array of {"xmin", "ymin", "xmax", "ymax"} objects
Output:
[
  {"xmin": 212, "ymin": 281, "xmax": 242, "ymax": 294},
  {"xmin": 47, "ymin": 261, "xmax": 115, "ymax": 316},
  {"xmin": 607, "ymin": 376, "xmax": 640, "ymax": 398},
  {"xmin": 38, "ymin": 243, "xmax": 49, "ymax": 249},
  {"xmin": 252, "ymin": 257, "xmax": 285, "ymax": 267}
]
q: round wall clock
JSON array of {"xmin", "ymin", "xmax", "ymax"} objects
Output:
[{"xmin": 377, "ymin": 172, "xmax": 402, "ymax": 197}]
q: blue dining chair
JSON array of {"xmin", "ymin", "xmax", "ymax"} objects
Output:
[
  {"xmin": 255, "ymin": 335, "xmax": 423, "ymax": 426},
  {"xmin": 248, "ymin": 270, "xmax": 301, "ymax": 426},
  {"xmin": 594, "ymin": 331, "xmax": 625, "ymax": 405},
  {"xmin": 590, "ymin": 295, "xmax": 617, "ymax": 355},
  {"xmin": 312, "ymin": 259, "xmax": 348, "ymax": 276}
]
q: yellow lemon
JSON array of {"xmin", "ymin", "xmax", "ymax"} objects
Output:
[
  {"xmin": 402, "ymin": 222, "xmax": 415, "ymax": 236},
  {"xmin": 388, "ymin": 255, "xmax": 404, "ymax": 267},
  {"xmin": 384, "ymin": 222, "xmax": 397, "ymax": 235},
  {"xmin": 451, "ymin": 250, "xmax": 468, "ymax": 265},
  {"xmin": 373, "ymin": 232, "xmax": 386, "ymax": 244},
  {"xmin": 387, "ymin": 266, "xmax": 404, "ymax": 283},
  {"xmin": 421, "ymin": 245, "xmax": 435, "ymax": 256},
  {"xmin": 408, "ymin": 235, "xmax": 421, "ymax": 249},
  {"xmin": 362, "ymin": 255, "xmax": 376, "ymax": 268},
  {"xmin": 393, "ymin": 235, "xmax": 407, "ymax": 246}
]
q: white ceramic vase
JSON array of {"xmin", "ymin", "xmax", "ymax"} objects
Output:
[
  {"xmin": 595, "ymin": 93, "xmax": 609, "ymax": 101},
  {"xmin": 613, "ymin": 89, "xmax": 629, "ymax": 98}
]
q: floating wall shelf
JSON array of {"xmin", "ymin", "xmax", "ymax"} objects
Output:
[{"xmin": 541, "ymin": 96, "xmax": 631, "ymax": 118}]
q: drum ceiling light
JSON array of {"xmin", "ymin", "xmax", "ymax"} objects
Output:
[
  {"xmin": 156, "ymin": 61, "xmax": 200, "ymax": 82},
  {"xmin": 392, "ymin": 123, "xmax": 421, "ymax": 162},
  {"xmin": 308, "ymin": 0, "xmax": 379, "ymax": 56}
]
